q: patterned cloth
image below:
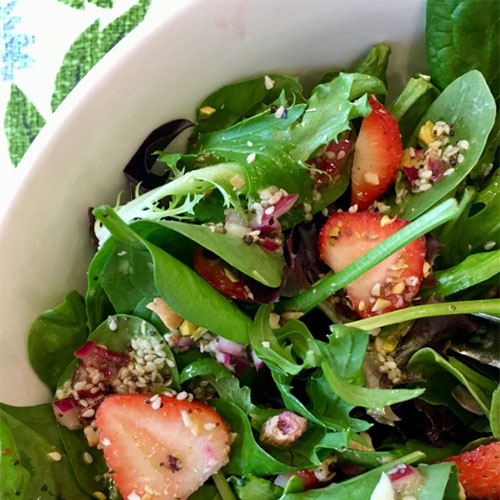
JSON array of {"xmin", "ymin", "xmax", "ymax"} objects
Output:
[{"xmin": 0, "ymin": 0, "xmax": 177, "ymax": 174}]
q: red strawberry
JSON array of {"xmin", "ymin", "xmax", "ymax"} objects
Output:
[
  {"xmin": 95, "ymin": 394, "xmax": 230, "ymax": 500},
  {"xmin": 193, "ymin": 247, "xmax": 254, "ymax": 301},
  {"xmin": 443, "ymin": 442, "xmax": 500, "ymax": 499},
  {"xmin": 318, "ymin": 212, "xmax": 426, "ymax": 318},
  {"xmin": 351, "ymin": 96, "xmax": 403, "ymax": 210}
]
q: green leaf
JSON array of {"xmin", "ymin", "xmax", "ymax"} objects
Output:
[
  {"xmin": 229, "ymin": 474, "xmax": 282, "ymax": 500},
  {"xmin": 416, "ymin": 462, "xmax": 459, "ymax": 500},
  {"xmin": 384, "ymin": 439, "xmax": 461, "ymax": 464},
  {"xmin": 322, "ymin": 362, "xmax": 424, "ymax": 409},
  {"xmin": 27, "ymin": 291, "xmax": 88, "ymax": 391},
  {"xmin": 196, "ymin": 74, "xmax": 304, "ymax": 133},
  {"xmin": 250, "ymin": 305, "xmax": 301, "ymax": 375},
  {"xmin": 429, "ymin": 250, "xmax": 500, "ymax": 298},
  {"xmin": 491, "ymin": 385, "xmax": 500, "ymax": 438},
  {"xmin": 354, "ymin": 44, "xmax": 391, "ymax": 86},
  {"xmin": 393, "ymin": 71, "xmax": 496, "ymax": 220},
  {"xmin": 279, "ymin": 198, "xmax": 460, "ymax": 313},
  {"xmin": 51, "ymin": 0, "xmax": 151, "ymax": 110},
  {"xmin": 160, "ymin": 220, "xmax": 284, "ymax": 287},
  {"xmin": 188, "ymin": 485, "xmax": 222, "ymax": 500},
  {"xmin": 346, "ymin": 299, "xmax": 500, "ymax": 331},
  {"xmin": 408, "ymin": 347, "xmax": 493, "ymax": 417},
  {"xmin": 57, "ymin": 0, "xmax": 114, "ymax": 8},
  {"xmin": 280, "ymin": 452, "xmax": 424, "ymax": 499},
  {"xmin": 389, "ymin": 75, "xmax": 440, "ymax": 145},
  {"xmin": 0, "ymin": 406, "xmax": 88, "ymax": 500},
  {"xmin": 4, "ymin": 84, "xmax": 46, "ymax": 166},
  {"xmin": 94, "ymin": 206, "xmax": 252, "ymax": 342},
  {"xmin": 426, "ymin": 0, "xmax": 499, "ymax": 95},
  {"xmin": 211, "ymin": 399, "xmax": 295, "ymax": 476},
  {"xmin": 290, "ymin": 73, "xmax": 386, "ymax": 160}
]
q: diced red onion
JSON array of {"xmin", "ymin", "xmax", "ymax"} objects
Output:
[
  {"xmin": 251, "ymin": 349, "xmax": 265, "ymax": 370},
  {"xmin": 402, "ymin": 166, "xmax": 417, "ymax": 183},
  {"xmin": 260, "ymin": 238, "xmax": 281, "ymax": 252},
  {"xmin": 261, "ymin": 194, "xmax": 299, "ymax": 226},
  {"xmin": 74, "ymin": 341, "xmax": 95, "ymax": 359},
  {"xmin": 52, "ymin": 397, "xmax": 82, "ymax": 430},
  {"xmin": 172, "ymin": 336, "xmax": 195, "ymax": 348},
  {"xmin": 215, "ymin": 337, "xmax": 246, "ymax": 357},
  {"xmin": 74, "ymin": 340, "xmax": 129, "ymax": 366}
]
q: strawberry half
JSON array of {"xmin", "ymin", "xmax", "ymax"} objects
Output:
[
  {"xmin": 95, "ymin": 394, "xmax": 230, "ymax": 500},
  {"xmin": 351, "ymin": 96, "xmax": 403, "ymax": 210},
  {"xmin": 443, "ymin": 442, "xmax": 500, "ymax": 499},
  {"xmin": 318, "ymin": 212, "xmax": 426, "ymax": 318}
]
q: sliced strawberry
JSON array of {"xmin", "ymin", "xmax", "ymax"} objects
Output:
[
  {"xmin": 95, "ymin": 394, "xmax": 230, "ymax": 500},
  {"xmin": 318, "ymin": 212, "xmax": 426, "ymax": 318},
  {"xmin": 351, "ymin": 96, "xmax": 403, "ymax": 210},
  {"xmin": 193, "ymin": 247, "xmax": 254, "ymax": 301},
  {"xmin": 443, "ymin": 442, "xmax": 500, "ymax": 499}
]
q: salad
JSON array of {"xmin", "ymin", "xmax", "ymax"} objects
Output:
[{"xmin": 1, "ymin": 1, "xmax": 499, "ymax": 499}]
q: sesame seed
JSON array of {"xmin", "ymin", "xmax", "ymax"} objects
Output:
[
  {"xmin": 166, "ymin": 359, "xmax": 175, "ymax": 368},
  {"xmin": 177, "ymin": 391, "xmax": 188, "ymax": 401},
  {"xmin": 348, "ymin": 204, "xmax": 358, "ymax": 213},
  {"xmin": 83, "ymin": 452, "xmax": 94, "ymax": 464},
  {"xmin": 74, "ymin": 381, "xmax": 87, "ymax": 391},
  {"xmin": 204, "ymin": 422, "xmax": 217, "ymax": 431},
  {"xmin": 152, "ymin": 399, "xmax": 162, "ymax": 410},
  {"xmin": 457, "ymin": 153, "xmax": 464, "ymax": 164},
  {"xmin": 457, "ymin": 140, "xmax": 469, "ymax": 150},
  {"xmin": 81, "ymin": 409, "xmax": 95, "ymax": 419},
  {"xmin": 108, "ymin": 318, "xmax": 118, "ymax": 331},
  {"xmin": 127, "ymin": 492, "xmax": 141, "ymax": 500},
  {"xmin": 443, "ymin": 168, "xmax": 455, "ymax": 176},
  {"xmin": 274, "ymin": 105, "xmax": 286, "ymax": 119},
  {"xmin": 246, "ymin": 153, "xmax": 256, "ymax": 164},
  {"xmin": 337, "ymin": 150, "xmax": 346, "ymax": 160},
  {"xmin": 484, "ymin": 241, "xmax": 496, "ymax": 250},
  {"xmin": 261, "ymin": 341, "xmax": 271, "ymax": 348},
  {"xmin": 47, "ymin": 451, "xmax": 62, "ymax": 462},
  {"xmin": 304, "ymin": 213, "xmax": 313, "ymax": 221}
]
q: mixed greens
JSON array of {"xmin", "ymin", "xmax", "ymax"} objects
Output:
[{"xmin": 1, "ymin": 1, "xmax": 499, "ymax": 499}]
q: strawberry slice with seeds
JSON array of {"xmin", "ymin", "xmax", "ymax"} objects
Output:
[
  {"xmin": 443, "ymin": 442, "xmax": 500, "ymax": 499},
  {"xmin": 95, "ymin": 394, "xmax": 230, "ymax": 500},
  {"xmin": 318, "ymin": 212, "xmax": 426, "ymax": 318},
  {"xmin": 351, "ymin": 96, "xmax": 403, "ymax": 210}
]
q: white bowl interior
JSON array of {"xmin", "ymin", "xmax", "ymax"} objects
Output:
[{"xmin": 0, "ymin": 0, "xmax": 426, "ymax": 405}]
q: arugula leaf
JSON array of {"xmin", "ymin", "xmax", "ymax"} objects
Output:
[
  {"xmin": 0, "ymin": 406, "xmax": 88, "ymax": 500},
  {"xmin": 426, "ymin": 0, "xmax": 499, "ymax": 95},
  {"xmin": 280, "ymin": 451, "xmax": 424, "ymax": 499},
  {"xmin": 290, "ymin": 73, "xmax": 386, "ymax": 160},
  {"xmin": 250, "ymin": 306, "xmax": 301, "ymax": 375},
  {"xmin": 229, "ymin": 474, "xmax": 282, "ymax": 500},
  {"xmin": 408, "ymin": 348, "xmax": 493, "ymax": 417},
  {"xmin": 27, "ymin": 291, "xmax": 88, "ymax": 391},
  {"xmin": 160, "ymin": 220, "xmax": 284, "ymax": 287},
  {"xmin": 394, "ymin": 71, "xmax": 496, "ymax": 220},
  {"xmin": 346, "ymin": 299, "xmax": 500, "ymax": 330},
  {"xmin": 389, "ymin": 75, "xmax": 440, "ymax": 145},
  {"xmin": 322, "ymin": 363, "xmax": 424, "ymax": 409},
  {"xmin": 211, "ymin": 399, "xmax": 295, "ymax": 476},
  {"xmin": 354, "ymin": 44, "xmax": 391, "ymax": 86},
  {"xmin": 429, "ymin": 250, "xmax": 500, "ymax": 298},
  {"xmin": 279, "ymin": 198, "xmax": 460, "ymax": 313},
  {"xmin": 94, "ymin": 206, "xmax": 252, "ymax": 343},
  {"xmin": 196, "ymin": 74, "xmax": 304, "ymax": 133}
]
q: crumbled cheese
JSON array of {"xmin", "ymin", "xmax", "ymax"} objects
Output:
[
  {"xmin": 47, "ymin": 451, "xmax": 62, "ymax": 462},
  {"xmin": 264, "ymin": 75, "xmax": 275, "ymax": 90}
]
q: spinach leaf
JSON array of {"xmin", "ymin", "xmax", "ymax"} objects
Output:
[
  {"xmin": 470, "ymin": 108, "xmax": 500, "ymax": 180},
  {"xmin": 27, "ymin": 291, "xmax": 88, "ymax": 391},
  {"xmin": 188, "ymin": 485, "xmax": 222, "ymax": 499},
  {"xmin": 322, "ymin": 363, "xmax": 424, "ymax": 409},
  {"xmin": 426, "ymin": 0, "xmax": 499, "ymax": 95},
  {"xmin": 338, "ymin": 448, "xmax": 403, "ymax": 468},
  {"xmin": 94, "ymin": 206, "xmax": 252, "ymax": 343},
  {"xmin": 280, "ymin": 198, "xmax": 460, "ymax": 313},
  {"xmin": 384, "ymin": 439, "xmax": 461, "ymax": 464},
  {"xmin": 211, "ymin": 399, "xmax": 295, "ymax": 476},
  {"xmin": 160, "ymin": 220, "xmax": 284, "ymax": 287},
  {"xmin": 394, "ymin": 71, "xmax": 496, "ymax": 220},
  {"xmin": 0, "ymin": 406, "xmax": 88, "ymax": 500},
  {"xmin": 354, "ymin": 44, "xmax": 391, "ymax": 86},
  {"xmin": 290, "ymin": 73, "xmax": 386, "ymax": 160},
  {"xmin": 197, "ymin": 105, "xmax": 313, "ymax": 201},
  {"xmin": 229, "ymin": 474, "xmax": 282, "ymax": 500},
  {"xmin": 280, "ymin": 451, "xmax": 424, "ymax": 499},
  {"xmin": 196, "ymin": 74, "xmax": 304, "ymax": 133},
  {"xmin": 429, "ymin": 250, "xmax": 500, "ymax": 298},
  {"xmin": 408, "ymin": 348, "xmax": 493, "ymax": 417},
  {"xmin": 417, "ymin": 462, "xmax": 459, "ymax": 500},
  {"xmin": 389, "ymin": 75, "xmax": 440, "ymax": 145},
  {"xmin": 491, "ymin": 385, "xmax": 500, "ymax": 438}
]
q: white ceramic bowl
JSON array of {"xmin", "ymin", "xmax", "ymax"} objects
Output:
[{"xmin": 0, "ymin": 0, "xmax": 427, "ymax": 405}]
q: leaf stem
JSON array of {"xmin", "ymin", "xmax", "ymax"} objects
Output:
[
  {"xmin": 346, "ymin": 299, "xmax": 500, "ymax": 331},
  {"xmin": 213, "ymin": 471, "xmax": 237, "ymax": 500},
  {"xmin": 278, "ymin": 198, "xmax": 459, "ymax": 313}
]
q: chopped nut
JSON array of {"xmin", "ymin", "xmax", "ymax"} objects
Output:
[
  {"xmin": 371, "ymin": 298, "xmax": 392, "ymax": 312},
  {"xmin": 422, "ymin": 262, "xmax": 431, "ymax": 278},
  {"xmin": 146, "ymin": 298, "xmax": 183, "ymax": 330},
  {"xmin": 391, "ymin": 282, "xmax": 405, "ymax": 295},
  {"xmin": 199, "ymin": 106, "xmax": 216, "ymax": 116},
  {"xmin": 269, "ymin": 313, "xmax": 281, "ymax": 329},
  {"xmin": 364, "ymin": 172, "xmax": 380, "ymax": 185},
  {"xmin": 179, "ymin": 319, "xmax": 198, "ymax": 337},
  {"xmin": 260, "ymin": 411, "xmax": 307, "ymax": 449},
  {"xmin": 418, "ymin": 120, "xmax": 435, "ymax": 147},
  {"xmin": 84, "ymin": 425, "xmax": 100, "ymax": 447},
  {"xmin": 229, "ymin": 174, "xmax": 245, "ymax": 190}
]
